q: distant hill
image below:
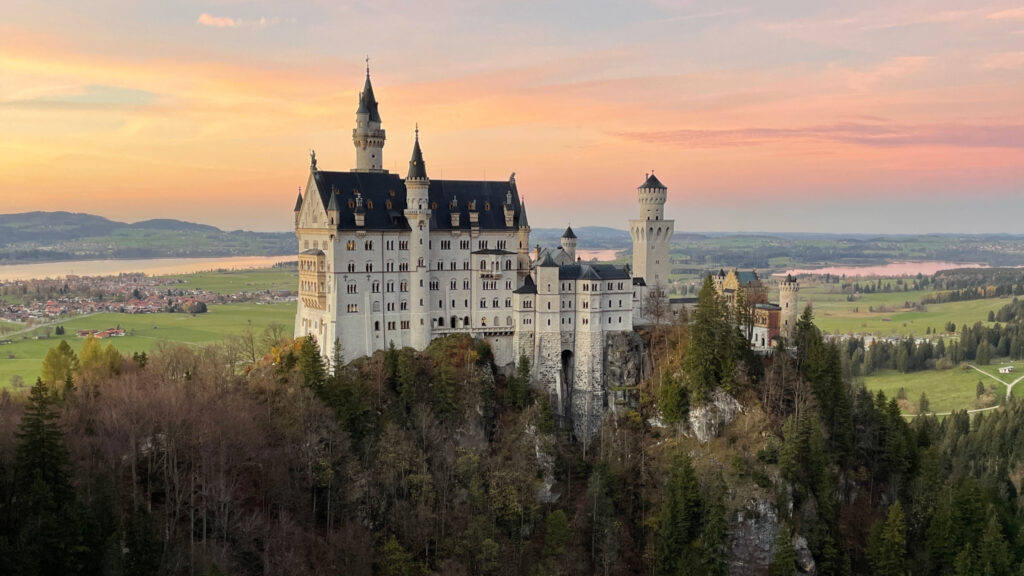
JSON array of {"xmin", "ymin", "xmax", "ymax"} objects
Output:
[
  {"xmin": 530, "ymin": 226, "xmax": 632, "ymax": 250},
  {"xmin": 0, "ymin": 212, "xmax": 293, "ymax": 264}
]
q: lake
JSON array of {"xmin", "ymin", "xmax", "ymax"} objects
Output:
[
  {"xmin": 576, "ymin": 249, "xmax": 622, "ymax": 261},
  {"xmin": 0, "ymin": 255, "xmax": 297, "ymax": 281},
  {"xmin": 778, "ymin": 261, "xmax": 988, "ymax": 278}
]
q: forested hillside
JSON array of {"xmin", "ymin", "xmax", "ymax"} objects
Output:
[{"xmin": 2, "ymin": 280, "xmax": 1024, "ymax": 575}]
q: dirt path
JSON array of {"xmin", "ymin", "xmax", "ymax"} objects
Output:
[{"xmin": 1, "ymin": 313, "xmax": 98, "ymax": 339}]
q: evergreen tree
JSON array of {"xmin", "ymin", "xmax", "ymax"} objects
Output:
[
  {"xmin": 769, "ymin": 523, "xmax": 797, "ymax": 576},
  {"xmin": 656, "ymin": 454, "xmax": 703, "ymax": 576},
  {"xmin": 297, "ymin": 335, "xmax": 327, "ymax": 392},
  {"xmin": 11, "ymin": 379, "xmax": 83, "ymax": 575},
  {"xmin": 869, "ymin": 501, "xmax": 907, "ymax": 576}
]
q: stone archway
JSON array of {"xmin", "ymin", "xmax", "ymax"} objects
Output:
[{"xmin": 560, "ymin": 349, "xmax": 574, "ymax": 427}]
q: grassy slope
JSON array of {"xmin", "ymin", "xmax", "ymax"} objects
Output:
[
  {"xmin": 864, "ymin": 361, "xmax": 1022, "ymax": 414},
  {"xmin": 0, "ymin": 302, "xmax": 296, "ymax": 388}
]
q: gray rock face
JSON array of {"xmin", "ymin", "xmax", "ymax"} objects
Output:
[
  {"xmin": 793, "ymin": 534, "xmax": 816, "ymax": 574},
  {"xmin": 730, "ymin": 499, "xmax": 779, "ymax": 576},
  {"xmin": 688, "ymin": 388, "xmax": 743, "ymax": 443},
  {"xmin": 603, "ymin": 331, "xmax": 647, "ymax": 401},
  {"xmin": 525, "ymin": 424, "xmax": 560, "ymax": 503}
]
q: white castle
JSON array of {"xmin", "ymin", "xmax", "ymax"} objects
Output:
[{"xmin": 293, "ymin": 68, "xmax": 679, "ymax": 435}]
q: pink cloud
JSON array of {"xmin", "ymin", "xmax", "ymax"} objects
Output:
[
  {"xmin": 196, "ymin": 14, "xmax": 280, "ymax": 30},
  {"xmin": 197, "ymin": 13, "xmax": 236, "ymax": 28},
  {"xmin": 988, "ymin": 8, "xmax": 1024, "ymax": 20},
  {"xmin": 980, "ymin": 51, "xmax": 1024, "ymax": 69}
]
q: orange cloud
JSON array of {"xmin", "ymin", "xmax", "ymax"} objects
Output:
[
  {"xmin": 988, "ymin": 8, "xmax": 1024, "ymax": 20},
  {"xmin": 196, "ymin": 13, "xmax": 280, "ymax": 29},
  {"xmin": 979, "ymin": 51, "xmax": 1024, "ymax": 70}
]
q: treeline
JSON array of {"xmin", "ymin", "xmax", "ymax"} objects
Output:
[{"xmin": 924, "ymin": 268, "xmax": 1024, "ymax": 304}]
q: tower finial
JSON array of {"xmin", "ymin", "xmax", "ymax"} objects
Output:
[
  {"xmin": 365, "ymin": 55, "xmax": 370, "ymax": 77},
  {"xmin": 415, "ymin": 123, "xmax": 419, "ymax": 140}
]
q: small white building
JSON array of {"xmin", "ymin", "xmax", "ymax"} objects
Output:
[{"xmin": 999, "ymin": 366, "xmax": 1014, "ymax": 374}]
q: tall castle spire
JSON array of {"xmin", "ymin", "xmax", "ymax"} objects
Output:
[{"xmin": 353, "ymin": 60, "xmax": 386, "ymax": 172}]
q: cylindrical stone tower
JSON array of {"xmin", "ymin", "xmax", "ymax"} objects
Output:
[{"xmin": 779, "ymin": 274, "xmax": 799, "ymax": 342}]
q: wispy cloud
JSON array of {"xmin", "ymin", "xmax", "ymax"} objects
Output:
[
  {"xmin": 988, "ymin": 8, "xmax": 1024, "ymax": 20},
  {"xmin": 618, "ymin": 123, "xmax": 1024, "ymax": 149},
  {"xmin": 196, "ymin": 13, "xmax": 280, "ymax": 30},
  {"xmin": 979, "ymin": 51, "xmax": 1024, "ymax": 69},
  {"xmin": 1, "ymin": 84, "xmax": 161, "ymax": 110}
]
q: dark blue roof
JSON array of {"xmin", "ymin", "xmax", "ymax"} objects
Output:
[
  {"xmin": 357, "ymin": 74, "xmax": 381, "ymax": 123},
  {"xmin": 310, "ymin": 170, "xmax": 525, "ymax": 232},
  {"xmin": 513, "ymin": 276, "xmax": 537, "ymax": 294},
  {"xmin": 639, "ymin": 173, "xmax": 666, "ymax": 189},
  {"xmin": 558, "ymin": 263, "xmax": 630, "ymax": 281},
  {"xmin": 562, "ymin": 226, "xmax": 576, "ymax": 239},
  {"xmin": 407, "ymin": 133, "xmax": 427, "ymax": 180}
]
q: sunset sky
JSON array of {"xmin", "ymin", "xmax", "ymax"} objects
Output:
[{"xmin": 2, "ymin": 1, "xmax": 1023, "ymax": 234}]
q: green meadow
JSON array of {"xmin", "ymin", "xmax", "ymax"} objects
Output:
[
  {"xmin": 799, "ymin": 280, "xmax": 1008, "ymax": 338},
  {"xmin": 864, "ymin": 360, "xmax": 1023, "ymax": 415},
  {"xmin": 161, "ymin": 267, "xmax": 297, "ymax": 294},
  {"xmin": 0, "ymin": 302, "xmax": 296, "ymax": 389}
]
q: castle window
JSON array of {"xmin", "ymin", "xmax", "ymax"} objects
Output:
[
  {"xmin": 386, "ymin": 261, "xmax": 394, "ymax": 272},
  {"xmin": 506, "ymin": 281, "xmax": 512, "ymax": 290},
  {"xmin": 365, "ymin": 240, "xmax": 373, "ymax": 250},
  {"xmin": 346, "ymin": 304, "xmax": 358, "ymax": 313},
  {"xmin": 348, "ymin": 262, "xmax": 356, "ymax": 273},
  {"xmin": 347, "ymin": 240, "xmax": 355, "ymax": 251},
  {"xmin": 481, "ymin": 317, "xmax": 487, "ymax": 327},
  {"xmin": 400, "ymin": 281, "xmax": 408, "ymax": 292},
  {"xmin": 460, "ymin": 240, "xmax": 470, "ymax": 250},
  {"xmin": 618, "ymin": 316, "xmax": 622, "ymax": 323},
  {"xmin": 618, "ymin": 282, "xmax": 623, "ymax": 290},
  {"xmin": 497, "ymin": 241, "xmax": 506, "ymax": 250},
  {"xmin": 375, "ymin": 321, "xmax": 380, "ymax": 331},
  {"xmin": 463, "ymin": 280, "xmax": 470, "ymax": 290},
  {"xmin": 439, "ymin": 299, "xmax": 443, "ymax": 308},
  {"xmin": 399, "ymin": 241, "xmax": 408, "ymax": 250},
  {"xmin": 437, "ymin": 262, "xmax": 443, "ymax": 270},
  {"xmin": 387, "ymin": 281, "xmax": 394, "ymax": 292},
  {"xmin": 386, "ymin": 241, "xmax": 394, "ymax": 250},
  {"xmin": 430, "ymin": 281, "xmax": 439, "ymax": 291},
  {"xmin": 481, "ymin": 299, "xmax": 487, "ymax": 308},
  {"xmin": 388, "ymin": 321, "xmax": 396, "ymax": 330},
  {"xmin": 505, "ymin": 260, "xmax": 512, "ymax": 270},
  {"xmin": 365, "ymin": 262, "xmax": 373, "ymax": 272},
  {"xmin": 387, "ymin": 302, "xmax": 395, "ymax": 311},
  {"xmin": 493, "ymin": 316, "xmax": 498, "ymax": 326},
  {"xmin": 373, "ymin": 301, "xmax": 380, "ymax": 312},
  {"xmin": 547, "ymin": 319, "xmax": 551, "ymax": 326},
  {"xmin": 304, "ymin": 240, "xmax": 309, "ymax": 249},
  {"xmin": 463, "ymin": 261, "xmax": 470, "ymax": 270},
  {"xmin": 400, "ymin": 320, "xmax": 409, "ymax": 329},
  {"xmin": 400, "ymin": 262, "xmax": 409, "ymax": 272},
  {"xmin": 347, "ymin": 284, "xmax": 357, "ymax": 294},
  {"xmin": 505, "ymin": 298, "xmax": 511, "ymax": 307},
  {"xmin": 492, "ymin": 298, "xmax": 499, "ymax": 308},
  {"xmin": 438, "ymin": 317, "xmax": 445, "ymax": 327},
  {"xmin": 450, "ymin": 279, "xmax": 457, "ymax": 290},
  {"xmin": 452, "ymin": 299, "xmax": 456, "ymax": 307},
  {"xmin": 464, "ymin": 316, "xmax": 470, "ymax": 326},
  {"xmin": 480, "ymin": 260, "xmax": 487, "ymax": 270},
  {"xmin": 547, "ymin": 302, "xmax": 551, "ymax": 310},
  {"xmin": 506, "ymin": 316, "xmax": 512, "ymax": 326},
  {"xmin": 372, "ymin": 281, "xmax": 380, "ymax": 293},
  {"xmin": 400, "ymin": 301, "xmax": 407, "ymax": 311}
]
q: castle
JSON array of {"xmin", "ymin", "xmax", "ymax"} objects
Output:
[
  {"xmin": 293, "ymin": 67, "xmax": 795, "ymax": 436},
  {"xmin": 712, "ymin": 269, "xmax": 799, "ymax": 350}
]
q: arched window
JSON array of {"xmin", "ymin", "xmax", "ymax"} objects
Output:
[
  {"xmin": 506, "ymin": 316, "xmax": 512, "ymax": 326},
  {"xmin": 464, "ymin": 316, "xmax": 471, "ymax": 326},
  {"xmin": 481, "ymin": 317, "xmax": 487, "ymax": 327},
  {"xmin": 480, "ymin": 260, "xmax": 487, "ymax": 270}
]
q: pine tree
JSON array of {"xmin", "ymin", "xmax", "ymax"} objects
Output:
[
  {"xmin": 12, "ymin": 379, "xmax": 83, "ymax": 575},
  {"xmin": 869, "ymin": 501, "xmax": 907, "ymax": 576},
  {"xmin": 682, "ymin": 276, "xmax": 728, "ymax": 402},
  {"xmin": 656, "ymin": 454, "xmax": 702, "ymax": 576},
  {"xmin": 297, "ymin": 336, "xmax": 327, "ymax": 392},
  {"xmin": 769, "ymin": 523, "xmax": 797, "ymax": 576}
]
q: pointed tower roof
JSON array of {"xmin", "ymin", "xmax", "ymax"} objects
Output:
[
  {"xmin": 562, "ymin": 226, "xmax": 577, "ymax": 239},
  {"xmin": 517, "ymin": 200, "xmax": 530, "ymax": 228},
  {"xmin": 407, "ymin": 126, "xmax": 428, "ymax": 180},
  {"xmin": 639, "ymin": 172, "xmax": 666, "ymax": 189},
  {"xmin": 357, "ymin": 68, "xmax": 382, "ymax": 123},
  {"xmin": 327, "ymin": 191, "xmax": 339, "ymax": 211},
  {"xmin": 293, "ymin": 191, "xmax": 303, "ymax": 212}
]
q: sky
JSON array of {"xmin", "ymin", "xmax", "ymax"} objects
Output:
[{"xmin": 1, "ymin": 1, "xmax": 1023, "ymax": 234}]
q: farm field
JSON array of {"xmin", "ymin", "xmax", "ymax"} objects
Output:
[
  {"xmin": 864, "ymin": 360, "xmax": 1023, "ymax": 414},
  {"xmin": 160, "ymin": 267, "xmax": 296, "ymax": 294},
  {"xmin": 0, "ymin": 302, "xmax": 296, "ymax": 389}
]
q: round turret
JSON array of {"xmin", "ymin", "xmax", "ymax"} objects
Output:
[
  {"xmin": 779, "ymin": 275, "xmax": 799, "ymax": 341},
  {"xmin": 637, "ymin": 172, "xmax": 667, "ymax": 221}
]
